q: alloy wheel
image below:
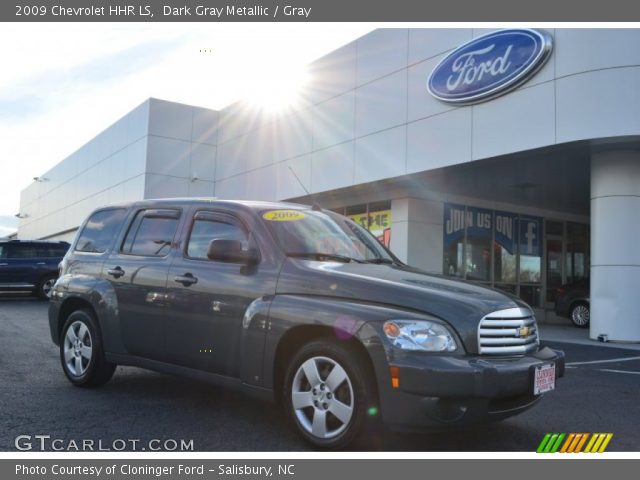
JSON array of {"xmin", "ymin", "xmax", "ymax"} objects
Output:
[
  {"xmin": 571, "ymin": 304, "xmax": 590, "ymax": 327},
  {"xmin": 42, "ymin": 278, "xmax": 56, "ymax": 298},
  {"xmin": 63, "ymin": 321, "xmax": 93, "ymax": 376},
  {"xmin": 291, "ymin": 356, "xmax": 355, "ymax": 440}
]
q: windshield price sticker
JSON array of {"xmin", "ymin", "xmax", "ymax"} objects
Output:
[{"xmin": 263, "ymin": 210, "xmax": 306, "ymax": 221}]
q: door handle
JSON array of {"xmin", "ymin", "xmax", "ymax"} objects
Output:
[
  {"xmin": 0, "ymin": 263, "xmax": 7, "ymax": 266},
  {"xmin": 174, "ymin": 273, "xmax": 198, "ymax": 286},
  {"xmin": 36, "ymin": 262, "xmax": 46, "ymax": 265},
  {"xmin": 107, "ymin": 267, "xmax": 125, "ymax": 278}
]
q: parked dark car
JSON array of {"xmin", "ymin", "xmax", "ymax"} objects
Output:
[
  {"xmin": 49, "ymin": 199, "xmax": 564, "ymax": 449},
  {"xmin": 0, "ymin": 240, "xmax": 70, "ymax": 299},
  {"xmin": 555, "ymin": 279, "xmax": 590, "ymax": 328}
]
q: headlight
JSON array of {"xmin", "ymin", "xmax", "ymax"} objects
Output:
[{"xmin": 383, "ymin": 320, "xmax": 457, "ymax": 352}]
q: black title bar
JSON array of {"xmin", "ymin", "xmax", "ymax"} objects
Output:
[{"xmin": 4, "ymin": 0, "xmax": 640, "ymax": 21}]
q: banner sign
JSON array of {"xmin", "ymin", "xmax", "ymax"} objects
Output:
[
  {"xmin": 444, "ymin": 204, "xmax": 541, "ymax": 256},
  {"xmin": 347, "ymin": 209, "xmax": 391, "ymax": 247},
  {"xmin": 495, "ymin": 210, "xmax": 518, "ymax": 254},
  {"xmin": 443, "ymin": 203, "xmax": 467, "ymax": 247},
  {"xmin": 465, "ymin": 206, "xmax": 493, "ymax": 239},
  {"xmin": 518, "ymin": 214, "xmax": 542, "ymax": 256}
]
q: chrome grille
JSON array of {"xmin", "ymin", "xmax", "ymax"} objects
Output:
[{"xmin": 478, "ymin": 307, "xmax": 539, "ymax": 355}]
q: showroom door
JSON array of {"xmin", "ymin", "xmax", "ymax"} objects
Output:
[{"xmin": 545, "ymin": 221, "xmax": 564, "ymax": 310}]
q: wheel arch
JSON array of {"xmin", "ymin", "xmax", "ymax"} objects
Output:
[
  {"xmin": 272, "ymin": 324, "xmax": 379, "ymax": 407},
  {"xmin": 57, "ymin": 297, "xmax": 98, "ymax": 342},
  {"xmin": 569, "ymin": 298, "xmax": 590, "ymax": 310}
]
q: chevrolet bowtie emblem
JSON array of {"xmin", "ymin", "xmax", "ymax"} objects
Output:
[{"xmin": 516, "ymin": 326, "xmax": 532, "ymax": 338}]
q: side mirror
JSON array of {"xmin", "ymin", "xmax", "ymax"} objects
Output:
[{"xmin": 206, "ymin": 239, "xmax": 259, "ymax": 265}]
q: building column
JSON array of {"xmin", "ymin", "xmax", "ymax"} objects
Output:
[
  {"xmin": 591, "ymin": 150, "xmax": 640, "ymax": 342},
  {"xmin": 390, "ymin": 197, "xmax": 443, "ymax": 273}
]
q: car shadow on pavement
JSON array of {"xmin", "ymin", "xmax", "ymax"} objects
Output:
[{"xmin": 91, "ymin": 366, "xmax": 535, "ymax": 452}]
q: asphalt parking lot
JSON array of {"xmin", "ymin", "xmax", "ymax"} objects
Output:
[{"xmin": 1, "ymin": 296, "xmax": 639, "ymax": 452}]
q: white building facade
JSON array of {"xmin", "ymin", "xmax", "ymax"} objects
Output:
[{"xmin": 18, "ymin": 28, "xmax": 640, "ymax": 342}]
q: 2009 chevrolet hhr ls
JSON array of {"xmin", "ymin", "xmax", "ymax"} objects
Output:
[{"xmin": 50, "ymin": 199, "xmax": 564, "ymax": 448}]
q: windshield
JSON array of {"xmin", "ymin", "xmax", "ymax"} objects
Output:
[{"xmin": 261, "ymin": 208, "xmax": 396, "ymax": 263}]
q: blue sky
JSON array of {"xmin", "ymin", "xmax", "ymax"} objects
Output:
[{"xmin": 0, "ymin": 23, "xmax": 372, "ymax": 237}]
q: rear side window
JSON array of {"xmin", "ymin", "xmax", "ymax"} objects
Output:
[
  {"xmin": 75, "ymin": 208, "xmax": 127, "ymax": 253},
  {"xmin": 8, "ymin": 243, "xmax": 38, "ymax": 258},
  {"xmin": 121, "ymin": 209, "xmax": 180, "ymax": 257},
  {"xmin": 187, "ymin": 213, "xmax": 247, "ymax": 259},
  {"xmin": 0, "ymin": 244, "xmax": 6, "ymax": 259},
  {"xmin": 35, "ymin": 244, "xmax": 69, "ymax": 258}
]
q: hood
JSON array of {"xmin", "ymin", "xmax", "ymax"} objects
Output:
[{"xmin": 276, "ymin": 259, "xmax": 530, "ymax": 354}]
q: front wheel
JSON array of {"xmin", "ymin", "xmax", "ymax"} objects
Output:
[
  {"xmin": 283, "ymin": 340, "xmax": 376, "ymax": 449},
  {"xmin": 569, "ymin": 302, "xmax": 590, "ymax": 328},
  {"xmin": 60, "ymin": 310, "xmax": 116, "ymax": 387},
  {"xmin": 36, "ymin": 274, "xmax": 57, "ymax": 300}
]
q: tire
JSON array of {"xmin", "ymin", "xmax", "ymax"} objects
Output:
[
  {"xmin": 36, "ymin": 274, "xmax": 57, "ymax": 300},
  {"xmin": 569, "ymin": 302, "xmax": 590, "ymax": 328},
  {"xmin": 60, "ymin": 309, "xmax": 116, "ymax": 387},
  {"xmin": 282, "ymin": 339, "xmax": 376, "ymax": 449}
]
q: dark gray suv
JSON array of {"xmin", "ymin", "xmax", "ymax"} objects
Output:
[{"xmin": 49, "ymin": 199, "xmax": 564, "ymax": 449}]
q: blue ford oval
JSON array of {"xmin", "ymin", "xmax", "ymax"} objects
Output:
[{"xmin": 428, "ymin": 29, "xmax": 553, "ymax": 105}]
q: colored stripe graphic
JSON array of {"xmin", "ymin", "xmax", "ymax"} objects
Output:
[
  {"xmin": 585, "ymin": 433, "xmax": 614, "ymax": 453},
  {"xmin": 598, "ymin": 433, "xmax": 613, "ymax": 453},
  {"xmin": 567, "ymin": 433, "xmax": 583, "ymax": 453},
  {"xmin": 559, "ymin": 433, "xmax": 575, "ymax": 453},
  {"xmin": 584, "ymin": 433, "xmax": 598, "ymax": 453},
  {"xmin": 574, "ymin": 433, "xmax": 589, "ymax": 453},
  {"xmin": 538, "ymin": 433, "xmax": 613, "ymax": 453},
  {"xmin": 536, "ymin": 433, "xmax": 552, "ymax": 453},
  {"xmin": 550, "ymin": 433, "xmax": 565, "ymax": 452},
  {"xmin": 544, "ymin": 433, "xmax": 559, "ymax": 453},
  {"xmin": 537, "ymin": 433, "xmax": 566, "ymax": 453}
]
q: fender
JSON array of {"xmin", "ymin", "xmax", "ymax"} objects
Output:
[
  {"xmin": 50, "ymin": 273, "xmax": 127, "ymax": 354},
  {"xmin": 261, "ymin": 294, "xmax": 428, "ymax": 391}
]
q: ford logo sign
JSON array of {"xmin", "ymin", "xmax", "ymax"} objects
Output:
[{"xmin": 427, "ymin": 29, "xmax": 553, "ymax": 105}]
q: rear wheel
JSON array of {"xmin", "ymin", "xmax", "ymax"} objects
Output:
[
  {"xmin": 36, "ymin": 274, "xmax": 57, "ymax": 300},
  {"xmin": 283, "ymin": 339, "xmax": 375, "ymax": 449},
  {"xmin": 60, "ymin": 309, "xmax": 115, "ymax": 387},
  {"xmin": 569, "ymin": 302, "xmax": 590, "ymax": 328}
]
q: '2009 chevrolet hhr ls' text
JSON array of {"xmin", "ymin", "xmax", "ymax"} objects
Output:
[{"xmin": 49, "ymin": 199, "xmax": 564, "ymax": 448}]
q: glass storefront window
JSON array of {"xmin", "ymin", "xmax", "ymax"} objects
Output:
[
  {"xmin": 464, "ymin": 206, "xmax": 492, "ymax": 282},
  {"xmin": 518, "ymin": 215, "xmax": 542, "ymax": 284},
  {"xmin": 494, "ymin": 242, "xmax": 517, "ymax": 283},
  {"xmin": 465, "ymin": 236, "xmax": 491, "ymax": 282},
  {"xmin": 494, "ymin": 284, "xmax": 517, "ymax": 296},
  {"xmin": 494, "ymin": 211, "xmax": 518, "ymax": 283},
  {"xmin": 566, "ymin": 222, "xmax": 589, "ymax": 284},
  {"xmin": 343, "ymin": 202, "xmax": 392, "ymax": 248},
  {"xmin": 519, "ymin": 255, "xmax": 541, "ymax": 283},
  {"xmin": 443, "ymin": 204, "xmax": 466, "ymax": 278},
  {"xmin": 444, "ymin": 242, "xmax": 464, "ymax": 278},
  {"xmin": 443, "ymin": 203, "xmax": 548, "ymax": 308},
  {"xmin": 520, "ymin": 285, "xmax": 542, "ymax": 308}
]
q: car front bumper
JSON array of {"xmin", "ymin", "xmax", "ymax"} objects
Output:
[{"xmin": 373, "ymin": 346, "xmax": 564, "ymax": 431}]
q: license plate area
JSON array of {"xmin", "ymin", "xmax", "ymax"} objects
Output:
[{"xmin": 533, "ymin": 362, "xmax": 556, "ymax": 395}]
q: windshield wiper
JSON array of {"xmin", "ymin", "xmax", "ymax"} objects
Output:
[
  {"xmin": 286, "ymin": 252, "xmax": 363, "ymax": 263},
  {"xmin": 364, "ymin": 257, "xmax": 403, "ymax": 266}
]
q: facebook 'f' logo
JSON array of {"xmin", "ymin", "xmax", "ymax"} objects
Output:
[
  {"xmin": 519, "ymin": 216, "xmax": 542, "ymax": 257},
  {"xmin": 525, "ymin": 222, "xmax": 536, "ymax": 255}
]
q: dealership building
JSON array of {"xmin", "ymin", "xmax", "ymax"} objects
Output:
[{"xmin": 17, "ymin": 28, "xmax": 640, "ymax": 342}]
